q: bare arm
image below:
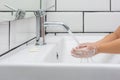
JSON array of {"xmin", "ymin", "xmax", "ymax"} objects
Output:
[
  {"xmin": 97, "ymin": 38, "xmax": 120, "ymax": 54},
  {"xmin": 71, "ymin": 26, "xmax": 120, "ymax": 58},
  {"xmin": 97, "ymin": 26, "xmax": 120, "ymax": 54},
  {"xmin": 95, "ymin": 26, "xmax": 120, "ymax": 45}
]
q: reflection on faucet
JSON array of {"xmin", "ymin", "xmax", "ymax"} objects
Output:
[
  {"xmin": 4, "ymin": 4, "xmax": 26, "ymax": 20},
  {"xmin": 44, "ymin": 22, "xmax": 70, "ymax": 31}
]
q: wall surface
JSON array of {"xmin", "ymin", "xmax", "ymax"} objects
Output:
[
  {"xmin": 0, "ymin": 0, "xmax": 40, "ymax": 55},
  {"xmin": 0, "ymin": 22, "xmax": 9, "ymax": 54},
  {"xmin": 0, "ymin": 17, "xmax": 36, "ymax": 55},
  {"xmin": 0, "ymin": 0, "xmax": 40, "ymax": 22},
  {"xmin": 46, "ymin": 0, "xmax": 120, "ymax": 32}
]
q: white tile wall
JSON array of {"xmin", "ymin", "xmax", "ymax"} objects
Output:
[
  {"xmin": 46, "ymin": 0, "xmax": 55, "ymax": 11},
  {"xmin": 10, "ymin": 17, "xmax": 36, "ymax": 49},
  {"xmin": 41, "ymin": 0, "xmax": 47, "ymax": 10},
  {"xmin": 111, "ymin": 0, "xmax": 120, "ymax": 11},
  {"xmin": 0, "ymin": 0, "xmax": 40, "ymax": 10},
  {"xmin": 0, "ymin": 12, "xmax": 14, "ymax": 22},
  {"xmin": 57, "ymin": 0, "xmax": 110, "ymax": 11},
  {"xmin": 24, "ymin": 12, "xmax": 35, "ymax": 18},
  {"xmin": 0, "ymin": 21, "xmax": 9, "ymax": 54},
  {"xmin": 84, "ymin": 12, "xmax": 120, "ymax": 32},
  {"xmin": 46, "ymin": 12, "xmax": 83, "ymax": 32}
]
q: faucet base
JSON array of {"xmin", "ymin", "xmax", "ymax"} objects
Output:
[{"xmin": 35, "ymin": 42, "xmax": 46, "ymax": 46}]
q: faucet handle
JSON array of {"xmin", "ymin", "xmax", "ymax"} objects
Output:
[
  {"xmin": 4, "ymin": 4, "xmax": 17, "ymax": 11},
  {"xmin": 4, "ymin": 4, "xmax": 26, "ymax": 20}
]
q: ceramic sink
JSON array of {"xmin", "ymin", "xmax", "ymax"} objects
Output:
[{"xmin": 0, "ymin": 36, "xmax": 120, "ymax": 80}]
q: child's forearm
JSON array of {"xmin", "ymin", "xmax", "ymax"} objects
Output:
[
  {"xmin": 95, "ymin": 33, "xmax": 118, "ymax": 45},
  {"xmin": 97, "ymin": 38, "xmax": 120, "ymax": 54},
  {"xmin": 96, "ymin": 26, "xmax": 120, "ymax": 45}
]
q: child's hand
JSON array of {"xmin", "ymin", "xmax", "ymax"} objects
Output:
[{"xmin": 71, "ymin": 43, "xmax": 98, "ymax": 58}]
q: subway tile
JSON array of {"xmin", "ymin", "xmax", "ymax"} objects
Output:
[
  {"xmin": 0, "ymin": 21, "xmax": 9, "ymax": 54},
  {"xmin": 0, "ymin": 13, "xmax": 14, "ymax": 22},
  {"xmin": 10, "ymin": 17, "xmax": 36, "ymax": 49},
  {"xmin": 111, "ymin": 0, "xmax": 120, "ymax": 11},
  {"xmin": 84, "ymin": 12, "xmax": 120, "ymax": 32},
  {"xmin": 46, "ymin": 0, "xmax": 55, "ymax": 11},
  {"xmin": 25, "ymin": 12, "xmax": 35, "ymax": 18},
  {"xmin": 41, "ymin": 0, "xmax": 47, "ymax": 10},
  {"xmin": 46, "ymin": 12, "xmax": 83, "ymax": 32},
  {"xmin": 57, "ymin": 0, "xmax": 109, "ymax": 11},
  {"xmin": 0, "ymin": 0, "xmax": 40, "ymax": 10}
]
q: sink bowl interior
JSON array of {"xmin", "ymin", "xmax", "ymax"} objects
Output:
[
  {"xmin": 0, "ymin": 36, "xmax": 120, "ymax": 80},
  {"xmin": 44, "ymin": 36, "xmax": 120, "ymax": 64}
]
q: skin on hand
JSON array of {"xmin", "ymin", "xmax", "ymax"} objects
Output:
[
  {"xmin": 71, "ymin": 26, "xmax": 120, "ymax": 58},
  {"xmin": 71, "ymin": 43, "xmax": 97, "ymax": 58}
]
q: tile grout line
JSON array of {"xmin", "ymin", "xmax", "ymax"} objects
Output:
[
  {"xmin": 8, "ymin": 21, "xmax": 10, "ymax": 50},
  {"xmin": 40, "ymin": 0, "xmax": 42, "ymax": 9},
  {"xmin": 83, "ymin": 12, "xmax": 85, "ymax": 33},
  {"xmin": 110, "ymin": 0, "xmax": 112, "ymax": 11},
  {"xmin": 55, "ymin": 0, "xmax": 57, "ymax": 11}
]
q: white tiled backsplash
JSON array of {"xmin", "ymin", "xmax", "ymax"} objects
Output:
[
  {"xmin": 57, "ymin": 0, "xmax": 110, "ymax": 11},
  {"xmin": 0, "ymin": 0, "xmax": 40, "ymax": 10},
  {"xmin": 46, "ymin": 12, "xmax": 83, "ymax": 32},
  {"xmin": 46, "ymin": 0, "xmax": 55, "ymax": 11},
  {"xmin": 0, "ymin": 17, "xmax": 36, "ymax": 54},
  {"xmin": 10, "ymin": 17, "xmax": 36, "ymax": 49},
  {"xmin": 46, "ymin": 0, "xmax": 120, "ymax": 32},
  {"xmin": 0, "ymin": 0, "xmax": 39, "ymax": 54},
  {"xmin": 0, "ymin": 13, "xmax": 14, "ymax": 22},
  {"xmin": 0, "ymin": 22, "xmax": 9, "ymax": 55},
  {"xmin": 84, "ymin": 12, "xmax": 120, "ymax": 32},
  {"xmin": 111, "ymin": 0, "xmax": 120, "ymax": 11}
]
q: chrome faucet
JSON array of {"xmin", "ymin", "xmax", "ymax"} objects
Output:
[
  {"xmin": 34, "ymin": 10, "xmax": 46, "ymax": 45},
  {"xmin": 34, "ymin": 10, "xmax": 70, "ymax": 45}
]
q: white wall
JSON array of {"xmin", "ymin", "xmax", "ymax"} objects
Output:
[
  {"xmin": 46, "ymin": 0, "xmax": 120, "ymax": 32},
  {"xmin": 84, "ymin": 12, "xmax": 120, "ymax": 32},
  {"xmin": 0, "ymin": 0, "xmax": 40, "ymax": 22},
  {"xmin": 0, "ymin": 0, "xmax": 39, "ymax": 54},
  {"xmin": 47, "ymin": 12, "xmax": 83, "ymax": 32},
  {"xmin": 57, "ymin": 0, "xmax": 109, "ymax": 11},
  {"xmin": 0, "ymin": 17, "xmax": 36, "ymax": 55},
  {"xmin": 10, "ymin": 17, "xmax": 36, "ymax": 49},
  {"xmin": 0, "ymin": 22, "xmax": 9, "ymax": 55},
  {"xmin": 46, "ymin": 0, "xmax": 55, "ymax": 11},
  {"xmin": 111, "ymin": 0, "xmax": 120, "ymax": 11},
  {"xmin": 0, "ymin": 0, "xmax": 40, "ymax": 10}
]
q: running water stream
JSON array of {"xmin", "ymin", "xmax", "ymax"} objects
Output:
[{"xmin": 67, "ymin": 29, "xmax": 93, "ymax": 63}]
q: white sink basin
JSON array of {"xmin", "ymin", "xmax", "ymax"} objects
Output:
[
  {"xmin": 44, "ymin": 36, "xmax": 120, "ymax": 64},
  {"xmin": 0, "ymin": 36, "xmax": 120, "ymax": 80}
]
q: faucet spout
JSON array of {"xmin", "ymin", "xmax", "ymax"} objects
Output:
[{"xmin": 44, "ymin": 22, "xmax": 70, "ymax": 31}]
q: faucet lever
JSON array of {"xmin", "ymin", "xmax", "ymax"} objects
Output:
[
  {"xmin": 4, "ymin": 4, "xmax": 26, "ymax": 20},
  {"xmin": 4, "ymin": 4, "xmax": 17, "ymax": 11}
]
